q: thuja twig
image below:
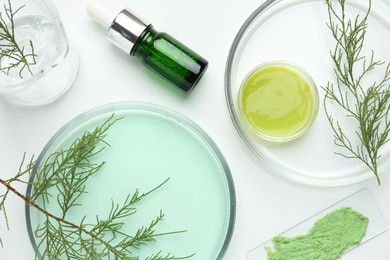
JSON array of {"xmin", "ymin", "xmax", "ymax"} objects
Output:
[
  {"xmin": 0, "ymin": 153, "xmax": 34, "ymax": 247},
  {"xmin": 0, "ymin": 0, "xmax": 37, "ymax": 78},
  {"xmin": 0, "ymin": 115, "xmax": 193, "ymax": 259},
  {"xmin": 323, "ymin": 0, "xmax": 390, "ymax": 185}
]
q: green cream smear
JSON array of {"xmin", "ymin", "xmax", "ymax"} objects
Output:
[
  {"xmin": 265, "ymin": 207, "xmax": 369, "ymax": 260},
  {"xmin": 239, "ymin": 62, "xmax": 318, "ymax": 142}
]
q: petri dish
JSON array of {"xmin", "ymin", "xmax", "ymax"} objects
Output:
[
  {"xmin": 25, "ymin": 102, "xmax": 235, "ymax": 259},
  {"xmin": 237, "ymin": 60, "xmax": 319, "ymax": 143},
  {"xmin": 247, "ymin": 189, "xmax": 388, "ymax": 259},
  {"xmin": 225, "ymin": 0, "xmax": 390, "ymax": 186}
]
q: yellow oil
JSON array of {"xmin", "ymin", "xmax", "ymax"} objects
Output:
[{"xmin": 240, "ymin": 63, "xmax": 317, "ymax": 141}]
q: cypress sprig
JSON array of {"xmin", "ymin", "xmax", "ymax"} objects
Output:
[
  {"xmin": 0, "ymin": 0, "xmax": 37, "ymax": 78},
  {"xmin": 323, "ymin": 0, "xmax": 390, "ymax": 185}
]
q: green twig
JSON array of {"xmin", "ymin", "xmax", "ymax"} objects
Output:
[
  {"xmin": 0, "ymin": 0, "xmax": 36, "ymax": 78},
  {"xmin": 323, "ymin": 0, "xmax": 390, "ymax": 185}
]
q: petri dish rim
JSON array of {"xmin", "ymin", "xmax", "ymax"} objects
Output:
[
  {"xmin": 25, "ymin": 101, "xmax": 236, "ymax": 259},
  {"xmin": 224, "ymin": 0, "xmax": 390, "ymax": 186}
]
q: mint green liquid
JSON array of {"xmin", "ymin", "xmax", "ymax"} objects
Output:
[{"xmin": 28, "ymin": 104, "xmax": 234, "ymax": 259}]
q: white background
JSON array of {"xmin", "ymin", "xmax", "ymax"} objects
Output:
[{"xmin": 0, "ymin": 0, "xmax": 389, "ymax": 259}]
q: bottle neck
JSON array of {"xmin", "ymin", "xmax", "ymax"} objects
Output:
[
  {"xmin": 107, "ymin": 9, "xmax": 150, "ymax": 54},
  {"xmin": 130, "ymin": 25, "xmax": 157, "ymax": 56}
]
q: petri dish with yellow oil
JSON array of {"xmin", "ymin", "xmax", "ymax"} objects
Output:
[{"xmin": 225, "ymin": 0, "xmax": 390, "ymax": 186}]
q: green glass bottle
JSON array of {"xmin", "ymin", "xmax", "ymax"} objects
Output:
[
  {"xmin": 131, "ymin": 26, "xmax": 208, "ymax": 92},
  {"xmin": 88, "ymin": 3, "xmax": 208, "ymax": 93}
]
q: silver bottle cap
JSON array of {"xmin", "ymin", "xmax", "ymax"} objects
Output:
[{"xmin": 107, "ymin": 9, "xmax": 149, "ymax": 54}]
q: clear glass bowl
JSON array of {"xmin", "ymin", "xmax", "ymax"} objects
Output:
[
  {"xmin": 0, "ymin": 0, "xmax": 79, "ymax": 105},
  {"xmin": 25, "ymin": 102, "xmax": 236, "ymax": 259},
  {"xmin": 225, "ymin": 0, "xmax": 390, "ymax": 186}
]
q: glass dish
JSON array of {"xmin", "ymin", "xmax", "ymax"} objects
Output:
[
  {"xmin": 0, "ymin": 0, "xmax": 79, "ymax": 105},
  {"xmin": 25, "ymin": 102, "xmax": 236, "ymax": 259},
  {"xmin": 225, "ymin": 0, "xmax": 390, "ymax": 186},
  {"xmin": 247, "ymin": 189, "xmax": 388, "ymax": 259},
  {"xmin": 237, "ymin": 60, "xmax": 319, "ymax": 143}
]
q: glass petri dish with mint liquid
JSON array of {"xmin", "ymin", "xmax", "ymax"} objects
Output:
[{"xmin": 25, "ymin": 102, "xmax": 235, "ymax": 259}]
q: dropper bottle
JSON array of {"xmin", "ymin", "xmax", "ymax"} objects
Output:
[{"xmin": 87, "ymin": 0, "xmax": 208, "ymax": 93}]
